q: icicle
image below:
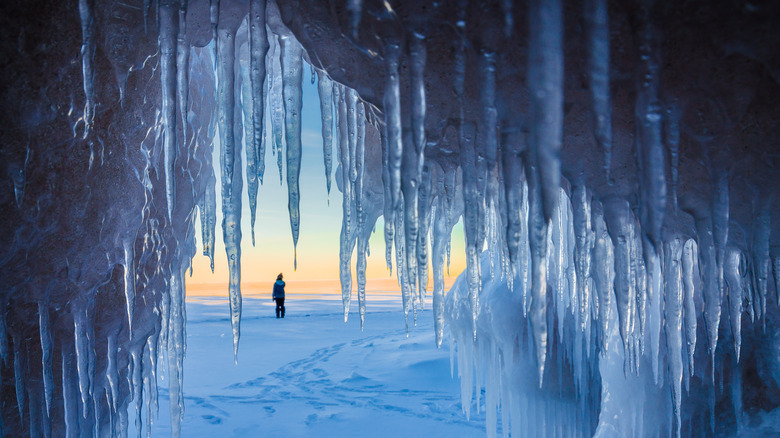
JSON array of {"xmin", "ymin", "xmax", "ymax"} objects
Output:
[
  {"xmin": 78, "ymin": 0, "xmax": 96, "ymax": 138},
  {"xmin": 460, "ymin": 121, "xmax": 482, "ymax": 339},
  {"xmin": 347, "ymin": 0, "xmax": 363, "ymax": 39},
  {"xmin": 347, "ymin": 89, "xmax": 358, "ymax": 184},
  {"xmin": 160, "ymin": 0, "xmax": 180, "ymax": 220},
  {"xmin": 268, "ymin": 34, "xmax": 286, "ymax": 184},
  {"xmin": 604, "ymin": 197, "xmax": 635, "ymax": 370},
  {"xmin": 479, "ymin": 49, "xmax": 498, "ymax": 173},
  {"xmin": 584, "ymin": 0, "xmax": 612, "ymax": 181},
  {"xmin": 73, "ymin": 311, "xmax": 90, "ymax": 418},
  {"xmin": 525, "ymin": 147, "xmax": 549, "ymax": 385},
  {"xmin": 357, "ymin": 225, "xmax": 369, "ymax": 329},
  {"xmin": 665, "ymin": 102, "xmax": 680, "ymax": 210},
  {"xmin": 168, "ymin": 268, "xmax": 186, "ymax": 436},
  {"xmin": 402, "ymin": 128, "xmax": 420, "ymax": 306},
  {"xmin": 696, "ymin": 216, "xmax": 721, "ymax": 380},
  {"xmin": 203, "ymin": 170, "xmax": 217, "ymax": 272},
  {"xmin": 724, "ymin": 247, "xmax": 743, "ymax": 361},
  {"xmin": 383, "ymin": 42, "xmax": 403, "ymax": 213},
  {"xmin": 218, "ymin": 11, "xmax": 243, "ymax": 361},
  {"xmin": 592, "ymin": 200, "xmax": 614, "ymax": 352},
  {"xmin": 663, "ymin": 239, "xmax": 684, "ymax": 438},
  {"xmin": 106, "ymin": 334, "xmax": 119, "ymax": 414},
  {"xmin": 417, "ymin": 162, "xmax": 433, "ymax": 304},
  {"xmin": 250, "ymin": 0, "xmax": 269, "ymax": 185},
  {"xmin": 317, "ymin": 73, "xmax": 334, "ymax": 197},
  {"xmin": 501, "ymin": 127, "xmax": 525, "ymax": 275},
  {"xmin": 242, "ymin": 52, "xmax": 260, "ymax": 246},
  {"xmin": 682, "ymin": 238, "xmax": 698, "ymax": 375},
  {"xmin": 752, "ymin": 204, "xmax": 770, "ymax": 323},
  {"xmin": 527, "ymin": 0, "xmax": 563, "ymax": 221},
  {"xmin": 432, "ymin": 185, "xmax": 450, "ymax": 347},
  {"xmin": 38, "ymin": 303, "xmax": 53, "ymax": 418},
  {"xmin": 338, "ymin": 86, "xmax": 356, "ymax": 322},
  {"xmin": 177, "ymin": 0, "xmax": 190, "ymax": 156},
  {"xmin": 62, "ymin": 348, "xmax": 78, "ymax": 438},
  {"xmin": 634, "ymin": 7, "xmax": 666, "ymax": 247},
  {"xmin": 355, "ymin": 102, "xmax": 366, "ymax": 228},
  {"xmin": 410, "ymin": 32, "xmax": 427, "ymax": 175},
  {"xmin": 381, "ymin": 127, "xmax": 395, "ymax": 273},
  {"xmin": 131, "ymin": 349, "xmax": 142, "ymax": 436},
  {"xmin": 123, "ymin": 239, "xmax": 136, "ymax": 331},
  {"xmin": 210, "ymin": 0, "xmax": 219, "ymax": 64},
  {"xmin": 573, "ymin": 186, "xmax": 594, "ymax": 332},
  {"xmin": 280, "ymin": 35, "xmax": 303, "ymax": 268}
]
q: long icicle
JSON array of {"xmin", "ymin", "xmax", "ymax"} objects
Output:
[
  {"xmin": 317, "ymin": 73, "xmax": 334, "ymax": 198},
  {"xmin": 250, "ymin": 0, "xmax": 269, "ymax": 184},
  {"xmin": 160, "ymin": 0, "xmax": 180, "ymax": 220},
  {"xmin": 78, "ymin": 0, "xmax": 96, "ymax": 138},
  {"xmin": 280, "ymin": 35, "xmax": 304, "ymax": 269},
  {"xmin": 217, "ymin": 8, "xmax": 242, "ymax": 361}
]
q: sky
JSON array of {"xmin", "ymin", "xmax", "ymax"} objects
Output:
[{"xmin": 187, "ymin": 62, "xmax": 466, "ymax": 297}]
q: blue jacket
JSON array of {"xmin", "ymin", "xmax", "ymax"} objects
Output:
[{"xmin": 273, "ymin": 280, "xmax": 285, "ymax": 299}]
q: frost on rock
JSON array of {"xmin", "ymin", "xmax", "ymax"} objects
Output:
[{"xmin": 3, "ymin": 1, "xmax": 780, "ymax": 437}]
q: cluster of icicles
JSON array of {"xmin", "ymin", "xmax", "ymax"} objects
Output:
[{"xmin": 17, "ymin": 0, "xmax": 775, "ymax": 437}]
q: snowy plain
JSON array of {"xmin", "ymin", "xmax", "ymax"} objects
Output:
[{"xmin": 130, "ymin": 293, "xmax": 486, "ymax": 437}]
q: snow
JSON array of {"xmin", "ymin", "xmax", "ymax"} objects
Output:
[{"xmin": 130, "ymin": 295, "xmax": 486, "ymax": 437}]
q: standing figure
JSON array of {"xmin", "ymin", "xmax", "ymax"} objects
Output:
[{"xmin": 273, "ymin": 273, "xmax": 286, "ymax": 318}]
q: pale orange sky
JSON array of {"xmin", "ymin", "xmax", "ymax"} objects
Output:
[{"xmin": 185, "ymin": 73, "xmax": 467, "ymax": 297}]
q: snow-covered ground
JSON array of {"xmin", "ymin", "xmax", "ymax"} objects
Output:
[{"xmin": 133, "ymin": 294, "xmax": 486, "ymax": 437}]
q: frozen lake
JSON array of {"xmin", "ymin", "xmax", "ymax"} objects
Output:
[{"xmin": 133, "ymin": 294, "xmax": 486, "ymax": 437}]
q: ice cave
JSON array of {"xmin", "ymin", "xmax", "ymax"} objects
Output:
[{"xmin": 1, "ymin": 0, "xmax": 780, "ymax": 436}]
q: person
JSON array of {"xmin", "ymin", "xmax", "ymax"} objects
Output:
[{"xmin": 272, "ymin": 273, "xmax": 286, "ymax": 318}]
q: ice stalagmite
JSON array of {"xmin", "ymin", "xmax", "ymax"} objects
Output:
[
  {"xmin": 634, "ymin": 7, "xmax": 666, "ymax": 247},
  {"xmin": 592, "ymin": 200, "xmax": 614, "ymax": 352},
  {"xmin": 663, "ymin": 239, "xmax": 684, "ymax": 438},
  {"xmin": 160, "ymin": 0, "xmax": 180, "ymax": 220},
  {"xmin": 527, "ymin": 0, "xmax": 563, "ymax": 220},
  {"xmin": 682, "ymin": 238, "xmax": 698, "ymax": 375},
  {"xmin": 460, "ymin": 122, "xmax": 482, "ymax": 339},
  {"xmin": 584, "ymin": 0, "xmax": 612, "ymax": 181},
  {"xmin": 604, "ymin": 197, "xmax": 635, "ymax": 369},
  {"xmin": 317, "ymin": 73, "xmax": 334, "ymax": 197},
  {"xmin": 78, "ymin": 0, "xmax": 95, "ymax": 137},
  {"xmin": 573, "ymin": 186, "xmax": 594, "ymax": 332},
  {"xmin": 724, "ymin": 248, "xmax": 743, "ymax": 361},
  {"xmin": 250, "ymin": 0, "xmax": 269, "ymax": 184},
  {"xmin": 38, "ymin": 302, "xmax": 53, "ymax": 418},
  {"xmin": 218, "ymin": 12, "xmax": 243, "ymax": 360},
  {"xmin": 383, "ymin": 42, "xmax": 403, "ymax": 213}
]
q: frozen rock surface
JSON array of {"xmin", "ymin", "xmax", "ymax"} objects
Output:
[{"xmin": 1, "ymin": 0, "xmax": 780, "ymax": 436}]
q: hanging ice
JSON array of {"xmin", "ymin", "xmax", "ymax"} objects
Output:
[
  {"xmin": 160, "ymin": 0, "xmax": 180, "ymax": 220},
  {"xmin": 249, "ymin": 0, "xmax": 269, "ymax": 184},
  {"xmin": 317, "ymin": 72, "xmax": 334, "ymax": 197},
  {"xmin": 280, "ymin": 34, "xmax": 303, "ymax": 268}
]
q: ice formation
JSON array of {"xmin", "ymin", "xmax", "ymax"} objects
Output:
[{"xmin": 2, "ymin": 0, "xmax": 780, "ymax": 437}]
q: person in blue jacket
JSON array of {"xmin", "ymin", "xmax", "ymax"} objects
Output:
[{"xmin": 273, "ymin": 273, "xmax": 286, "ymax": 318}]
